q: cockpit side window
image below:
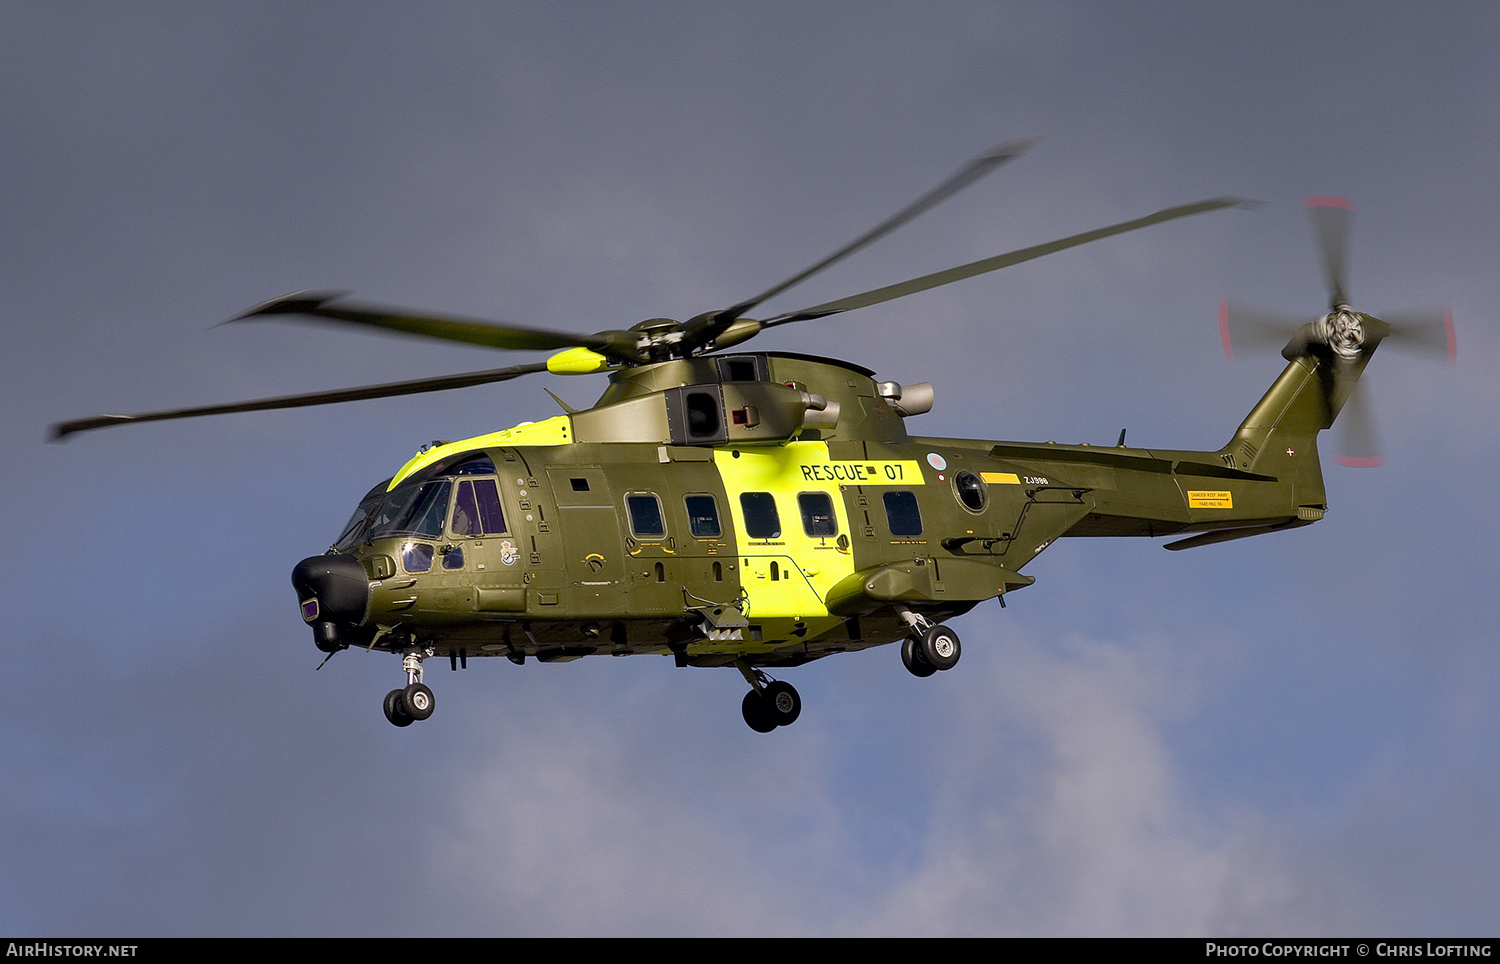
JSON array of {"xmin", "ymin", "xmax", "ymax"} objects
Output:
[{"xmin": 452, "ymin": 479, "xmax": 507, "ymax": 537}]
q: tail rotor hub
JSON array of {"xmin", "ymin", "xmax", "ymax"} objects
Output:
[{"xmin": 1316, "ymin": 305, "xmax": 1365, "ymax": 360}]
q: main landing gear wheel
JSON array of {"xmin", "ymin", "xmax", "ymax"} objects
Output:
[
  {"xmin": 763, "ymin": 680, "xmax": 801, "ymax": 726},
  {"xmin": 738, "ymin": 671, "xmax": 802, "ymax": 732},
  {"xmin": 901, "ymin": 622, "xmax": 961, "ymax": 677},
  {"xmin": 742, "ymin": 690, "xmax": 779, "ymax": 733},
  {"xmin": 901, "ymin": 636, "xmax": 938, "ymax": 677},
  {"xmin": 920, "ymin": 624, "xmax": 961, "ymax": 670}
]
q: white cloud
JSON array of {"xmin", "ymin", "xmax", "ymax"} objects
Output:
[
  {"xmin": 422, "ymin": 627, "xmax": 1365, "ymax": 936},
  {"xmin": 849, "ymin": 629, "xmax": 1344, "ymax": 935}
]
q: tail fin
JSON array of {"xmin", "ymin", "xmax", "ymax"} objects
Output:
[{"xmin": 1218, "ymin": 329, "xmax": 1382, "ymax": 510}]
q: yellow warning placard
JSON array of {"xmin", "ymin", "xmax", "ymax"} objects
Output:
[
  {"xmin": 982, "ymin": 472, "xmax": 1021, "ymax": 484},
  {"xmin": 1187, "ymin": 490, "xmax": 1233, "ymax": 509}
]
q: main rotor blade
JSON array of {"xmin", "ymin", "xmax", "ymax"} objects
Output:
[
  {"xmin": 722, "ymin": 138, "xmax": 1039, "ymax": 321},
  {"xmin": 1305, "ymin": 196, "xmax": 1353, "ymax": 308},
  {"xmin": 761, "ymin": 197, "xmax": 1248, "ymax": 328},
  {"xmin": 680, "ymin": 138, "xmax": 1040, "ymax": 350},
  {"xmin": 231, "ymin": 291, "xmax": 642, "ymax": 361},
  {"xmin": 50, "ymin": 362, "xmax": 549, "ymax": 440}
]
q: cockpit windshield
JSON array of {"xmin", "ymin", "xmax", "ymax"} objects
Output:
[
  {"xmin": 333, "ymin": 478, "xmax": 452, "ymax": 551},
  {"xmin": 331, "ymin": 452, "xmax": 506, "ymax": 552},
  {"xmin": 370, "ymin": 480, "xmax": 452, "ymax": 540},
  {"xmin": 333, "ymin": 479, "xmax": 391, "ymax": 552}
]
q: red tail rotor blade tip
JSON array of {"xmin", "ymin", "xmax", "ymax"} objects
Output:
[
  {"xmin": 1219, "ymin": 297, "xmax": 1234, "ymax": 361},
  {"xmin": 1304, "ymin": 196, "xmax": 1354, "ymax": 209},
  {"xmin": 1335, "ymin": 455, "xmax": 1386, "ymax": 468}
]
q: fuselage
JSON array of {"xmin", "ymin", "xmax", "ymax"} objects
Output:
[{"xmin": 295, "ymin": 350, "xmax": 1331, "ymax": 669}]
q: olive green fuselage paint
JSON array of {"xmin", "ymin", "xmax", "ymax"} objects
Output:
[{"xmin": 339, "ymin": 348, "xmax": 1340, "ymax": 668}]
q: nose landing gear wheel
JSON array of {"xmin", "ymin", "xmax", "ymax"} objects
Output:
[
  {"xmin": 383, "ymin": 650, "xmax": 436, "ymax": 727},
  {"xmin": 383, "ymin": 688, "xmax": 414, "ymax": 727},
  {"xmin": 402, "ymin": 682, "xmax": 435, "ymax": 721}
]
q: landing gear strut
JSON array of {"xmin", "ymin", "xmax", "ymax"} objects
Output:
[
  {"xmin": 897, "ymin": 609, "xmax": 961, "ymax": 677},
  {"xmin": 383, "ymin": 650, "xmax": 436, "ymax": 727},
  {"xmin": 736, "ymin": 663, "xmax": 801, "ymax": 732}
]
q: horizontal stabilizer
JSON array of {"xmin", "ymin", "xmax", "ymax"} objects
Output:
[{"xmin": 1163, "ymin": 519, "xmax": 1312, "ymax": 551}]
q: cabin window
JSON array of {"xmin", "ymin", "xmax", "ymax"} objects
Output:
[
  {"xmin": 626, "ymin": 493, "xmax": 667, "ymax": 538},
  {"xmin": 451, "ymin": 479, "xmax": 508, "ymax": 537},
  {"xmin": 740, "ymin": 492, "xmax": 782, "ymax": 539},
  {"xmin": 883, "ymin": 490, "xmax": 923, "ymax": 536},
  {"xmin": 954, "ymin": 470, "xmax": 988, "ymax": 513},
  {"xmin": 442, "ymin": 546, "xmax": 465, "ymax": 570},
  {"xmin": 684, "ymin": 494, "xmax": 722, "ymax": 538},
  {"xmin": 798, "ymin": 492, "xmax": 838, "ymax": 537}
]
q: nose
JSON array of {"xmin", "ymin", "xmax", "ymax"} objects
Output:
[{"xmin": 291, "ymin": 553, "xmax": 371, "ymax": 652}]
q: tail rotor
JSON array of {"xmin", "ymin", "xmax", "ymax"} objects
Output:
[{"xmin": 1220, "ymin": 197, "xmax": 1454, "ymax": 466}]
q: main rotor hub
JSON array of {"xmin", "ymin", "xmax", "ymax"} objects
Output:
[
  {"xmin": 1315, "ymin": 305, "xmax": 1365, "ymax": 360},
  {"xmin": 625, "ymin": 317, "xmax": 689, "ymax": 362},
  {"xmin": 631, "ymin": 317, "xmax": 681, "ymax": 335}
]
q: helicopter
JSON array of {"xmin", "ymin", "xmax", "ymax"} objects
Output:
[{"xmin": 52, "ymin": 139, "xmax": 1455, "ymax": 732}]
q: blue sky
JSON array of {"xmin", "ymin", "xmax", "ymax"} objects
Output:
[{"xmin": 3, "ymin": 2, "xmax": 1497, "ymax": 935}]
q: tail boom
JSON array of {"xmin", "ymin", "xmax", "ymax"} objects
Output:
[{"xmin": 986, "ymin": 344, "xmax": 1372, "ymax": 551}]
